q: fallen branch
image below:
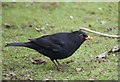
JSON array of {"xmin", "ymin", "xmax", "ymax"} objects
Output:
[
  {"xmin": 96, "ymin": 45, "xmax": 120, "ymax": 58},
  {"xmin": 80, "ymin": 27, "xmax": 120, "ymax": 39}
]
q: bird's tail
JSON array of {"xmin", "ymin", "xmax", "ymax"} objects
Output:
[{"xmin": 5, "ymin": 42, "xmax": 26, "ymax": 47}]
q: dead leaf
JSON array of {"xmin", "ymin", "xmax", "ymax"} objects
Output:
[
  {"xmin": 9, "ymin": 72, "xmax": 16, "ymax": 77},
  {"xmin": 112, "ymin": 45, "xmax": 120, "ymax": 52},
  {"xmin": 101, "ymin": 20, "xmax": 106, "ymax": 25},
  {"xmin": 89, "ymin": 78, "xmax": 95, "ymax": 80},
  {"xmin": 69, "ymin": 16, "xmax": 74, "ymax": 19},
  {"xmin": 75, "ymin": 67, "xmax": 83, "ymax": 72},
  {"xmin": 36, "ymin": 27, "xmax": 41, "ymax": 32},
  {"xmin": 31, "ymin": 59, "xmax": 47, "ymax": 64},
  {"xmin": 4, "ymin": 72, "xmax": 17, "ymax": 80},
  {"xmin": 96, "ymin": 51, "xmax": 109, "ymax": 58},
  {"xmin": 41, "ymin": 2, "xmax": 58, "ymax": 10},
  {"xmin": 24, "ymin": 74, "xmax": 33, "ymax": 80},
  {"xmin": 96, "ymin": 45, "xmax": 120, "ymax": 59},
  {"xmin": 4, "ymin": 23, "xmax": 11, "ymax": 28},
  {"xmin": 66, "ymin": 59, "xmax": 74, "ymax": 64},
  {"xmin": 104, "ymin": 26, "xmax": 117, "ymax": 32},
  {"xmin": 96, "ymin": 58, "xmax": 108, "ymax": 63},
  {"xmin": 4, "ymin": 23, "xmax": 15, "ymax": 29}
]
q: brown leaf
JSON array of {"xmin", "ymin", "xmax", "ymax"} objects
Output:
[
  {"xmin": 31, "ymin": 59, "xmax": 47, "ymax": 64},
  {"xmin": 96, "ymin": 58, "xmax": 108, "ymax": 63},
  {"xmin": 4, "ymin": 23, "xmax": 15, "ymax": 29},
  {"xmin": 4, "ymin": 23, "xmax": 11, "ymax": 28}
]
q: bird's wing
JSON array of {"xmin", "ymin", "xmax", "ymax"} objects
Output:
[
  {"xmin": 28, "ymin": 36, "xmax": 64, "ymax": 52},
  {"xmin": 49, "ymin": 35, "xmax": 65, "ymax": 46}
]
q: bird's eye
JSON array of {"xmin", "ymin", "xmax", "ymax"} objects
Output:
[{"xmin": 79, "ymin": 34, "xmax": 83, "ymax": 38}]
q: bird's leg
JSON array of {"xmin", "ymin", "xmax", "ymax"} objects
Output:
[
  {"xmin": 55, "ymin": 60, "xmax": 61, "ymax": 66},
  {"xmin": 56, "ymin": 59, "xmax": 67, "ymax": 67},
  {"xmin": 51, "ymin": 60, "xmax": 60, "ymax": 71},
  {"xmin": 55, "ymin": 60, "xmax": 66, "ymax": 72}
]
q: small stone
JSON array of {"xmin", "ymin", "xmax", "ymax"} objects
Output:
[
  {"xmin": 101, "ymin": 20, "xmax": 106, "ymax": 25},
  {"xmin": 70, "ymin": 16, "xmax": 74, "ymax": 19},
  {"xmin": 112, "ymin": 54, "xmax": 116, "ymax": 56},
  {"xmin": 89, "ymin": 78, "xmax": 95, "ymax": 80},
  {"xmin": 98, "ymin": 7, "xmax": 102, "ymax": 10}
]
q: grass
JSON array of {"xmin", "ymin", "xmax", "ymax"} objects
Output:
[{"xmin": 2, "ymin": 2, "xmax": 118, "ymax": 80}]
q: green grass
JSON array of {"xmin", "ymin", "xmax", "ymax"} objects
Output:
[{"xmin": 2, "ymin": 2, "xmax": 118, "ymax": 80}]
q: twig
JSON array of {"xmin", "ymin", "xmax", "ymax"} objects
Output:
[{"xmin": 80, "ymin": 27, "xmax": 120, "ymax": 39}]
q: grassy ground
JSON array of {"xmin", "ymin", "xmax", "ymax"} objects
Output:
[{"xmin": 2, "ymin": 2, "xmax": 118, "ymax": 80}]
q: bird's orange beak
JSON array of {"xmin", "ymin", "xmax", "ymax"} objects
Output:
[{"xmin": 85, "ymin": 36, "xmax": 93, "ymax": 40}]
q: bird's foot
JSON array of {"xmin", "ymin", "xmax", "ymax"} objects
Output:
[
  {"xmin": 53, "ymin": 65, "xmax": 64, "ymax": 72},
  {"xmin": 58, "ymin": 63, "xmax": 68, "ymax": 67},
  {"xmin": 56, "ymin": 67, "xmax": 65, "ymax": 72}
]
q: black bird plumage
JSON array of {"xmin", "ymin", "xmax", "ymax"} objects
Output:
[{"xmin": 5, "ymin": 30, "xmax": 92, "ymax": 70}]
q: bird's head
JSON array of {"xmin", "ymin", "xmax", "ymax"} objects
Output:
[{"xmin": 78, "ymin": 30, "xmax": 93, "ymax": 40}]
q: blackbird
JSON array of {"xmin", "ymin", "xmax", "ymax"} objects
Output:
[{"xmin": 5, "ymin": 30, "xmax": 92, "ymax": 70}]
